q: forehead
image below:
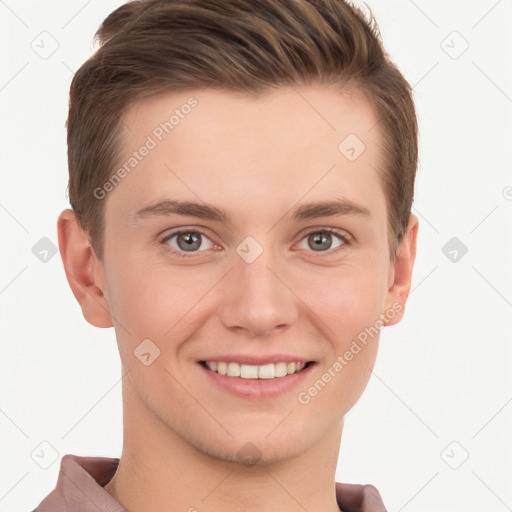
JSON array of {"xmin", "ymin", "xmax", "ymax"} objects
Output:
[
  {"xmin": 123, "ymin": 84, "xmax": 379, "ymax": 147},
  {"xmin": 106, "ymin": 84, "xmax": 386, "ymax": 230}
]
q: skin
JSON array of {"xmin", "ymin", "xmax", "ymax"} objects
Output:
[{"xmin": 58, "ymin": 84, "xmax": 418, "ymax": 512}]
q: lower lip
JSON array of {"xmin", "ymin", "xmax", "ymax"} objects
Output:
[{"xmin": 198, "ymin": 362, "xmax": 315, "ymax": 400}]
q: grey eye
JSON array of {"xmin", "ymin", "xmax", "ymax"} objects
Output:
[
  {"xmin": 298, "ymin": 231, "xmax": 345, "ymax": 252},
  {"xmin": 164, "ymin": 231, "xmax": 214, "ymax": 253}
]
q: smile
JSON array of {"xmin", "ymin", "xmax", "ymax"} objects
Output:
[{"xmin": 202, "ymin": 361, "xmax": 310, "ymax": 379}]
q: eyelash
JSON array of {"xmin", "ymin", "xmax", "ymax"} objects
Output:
[{"xmin": 159, "ymin": 227, "xmax": 351, "ymax": 258}]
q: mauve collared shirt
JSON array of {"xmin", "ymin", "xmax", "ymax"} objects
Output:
[
  {"xmin": 32, "ymin": 454, "xmax": 386, "ymax": 512},
  {"xmin": 32, "ymin": 455, "xmax": 124, "ymax": 512}
]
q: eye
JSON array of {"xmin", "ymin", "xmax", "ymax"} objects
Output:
[
  {"xmin": 296, "ymin": 228, "xmax": 350, "ymax": 255},
  {"xmin": 160, "ymin": 227, "xmax": 351, "ymax": 258},
  {"xmin": 161, "ymin": 229, "xmax": 216, "ymax": 257}
]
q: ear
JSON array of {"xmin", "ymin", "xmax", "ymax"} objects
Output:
[
  {"xmin": 57, "ymin": 209, "xmax": 113, "ymax": 328},
  {"xmin": 383, "ymin": 213, "xmax": 419, "ymax": 326}
]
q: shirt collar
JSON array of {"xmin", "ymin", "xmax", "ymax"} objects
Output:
[{"xmin": 33, "ymin": 454, "xmax": 125, "ymax": 511}]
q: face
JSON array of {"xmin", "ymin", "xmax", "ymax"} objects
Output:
[{"xmin": 84, "ymin": 85, "xmax": 411, "ymax": 464}]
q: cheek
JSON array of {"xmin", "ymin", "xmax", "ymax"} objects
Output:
[
  {"xmin": 104, "ymin": 254, "xmax": 212, "ymax": 350},
  {"xmin": 293, "ymin": 262, "xmax": 385, "ymax": 407},
  {"xmin": 298, "ymin": 260, "xmax": 388, "ymax": 341},
  {"xmin": 296, "ymin": 271, "xmax": 382, "ymax": 417}
]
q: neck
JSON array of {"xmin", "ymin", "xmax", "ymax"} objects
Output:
[{"xmin": 104, "ymin": 370, "xmax": 344, "ymax": 512}]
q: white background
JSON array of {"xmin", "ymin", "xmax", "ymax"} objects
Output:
[{"xmin": 1, "ymin": 1, "xmax": 511, "ymax": 511}]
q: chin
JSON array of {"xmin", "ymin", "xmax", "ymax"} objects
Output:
[{"xmin": 187, "ymin": 422, "xmax": 320, "ymax": 467}]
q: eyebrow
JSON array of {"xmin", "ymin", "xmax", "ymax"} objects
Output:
[{"xmin": 133, "ymin": 197, "xmax": 372, "ymax": 224}]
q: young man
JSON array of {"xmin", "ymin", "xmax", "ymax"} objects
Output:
[{"xmin": 33, "ymin": 0, "xmax": 418, "ymax": 511}]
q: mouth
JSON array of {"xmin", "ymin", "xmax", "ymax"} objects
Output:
[
  {"xmin": 200, "ymin": 360, "xmax": 313, "ymax": 380},
  {"xmin": 198, "ymin": 358, "xmax": 316, "ymax": 400}
]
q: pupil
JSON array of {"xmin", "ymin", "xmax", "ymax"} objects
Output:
[
  {"xmin": 178, "ymin": 232, "xmax": 201, "ymax": 251},
  {"xmin": 309, "ymin": 233, "xmax": 331, "ymax": 252}
]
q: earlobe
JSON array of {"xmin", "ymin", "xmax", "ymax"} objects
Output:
[
  {"xmin": 383, "ymin": 213, "xmax": 419, "ymax": 327},
  {"xmin": 57, "ymin": 209, "xmax": 113, "ymax": 328}
]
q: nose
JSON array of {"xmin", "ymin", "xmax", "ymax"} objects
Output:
[{"xmin": 218, "ymin": 246, "xmax": 298, "ymax": 338}]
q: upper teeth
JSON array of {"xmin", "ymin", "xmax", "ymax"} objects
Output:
[{"xmin": 205, "ymin": 361, "xmax": 307, "ymax": 379}]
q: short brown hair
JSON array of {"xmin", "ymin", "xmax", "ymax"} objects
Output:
[{"xmin": 66, "ymin": 0, "xmax": 418, "ymax": 261}]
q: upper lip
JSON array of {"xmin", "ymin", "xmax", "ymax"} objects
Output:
[{"xmin": 199, "ymin": 355, "xmax": 314, "ymax": 365}]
